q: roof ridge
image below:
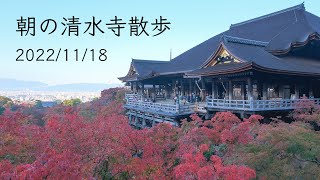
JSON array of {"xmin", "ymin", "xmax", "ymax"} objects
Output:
[
  {"xmin": 230, "ymin": 3, "xmax": 305, "ymax": 28},
  {"xmin": 223, "ymin": 35, "xmax": 269, "ymax": 47},
  {"xmin": 132, "ymin": 59, "xmax": 168, "ymax": 63}
]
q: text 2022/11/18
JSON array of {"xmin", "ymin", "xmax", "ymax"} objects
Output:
[{"xmin": 16, "ymin": 48, "xmax": 108, "ymax": 62}]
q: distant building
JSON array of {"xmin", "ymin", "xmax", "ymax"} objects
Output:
[{"xmin": 119, "ymin": 4, "xmax": 320, "ymax": 128}]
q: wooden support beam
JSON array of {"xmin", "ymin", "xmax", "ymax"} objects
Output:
[
  {"xmin": 309, "ymin": 81, "xmax": 314, "ymax": 98},
  {"xmin": 295, "ymin": 84, "xmax": 299, "ymax": 99},
  {"xmin": 262, "ymin": 82, "xmax": 268, "ymax": 100},
  {"xmin": 141, "ymin": 83, "xmax": 144, "ymax": 93},
  {"xmin": 135, "ymin": 111, "xmax": 138, "ymax": 127},
  {"xmin": 189, "ymin": 79, "xmax": 192, "ymax": 95},
  {"xmin": 256, "ymin": 81, "xmax": 262, "ymax": 99},
  {"xmin": 201, "ymin": 79, "xmax": 206, "ymax": 101},
  {"xmin": 241, "ymin": 81, "xmax": 245, "ymax": 100},
  {"xmin": 141, "ymin": 83, "xmax": 145, "ymax": 101},
  {"xmin": 247, "ymin": 78, "xmax": 253, "ymax": 100},
  {"xmin": 194, "ymin": 81, "xmax": 198, "ymax": 94},
  {"xmin": 172, "ymin": 80, "xmax": 176, "ymax": 97},
  {"xmin": 164, "ymin": 84, "xmax": 169, "ymax": 99},
  {"xmin": 128, "ymin": 114, "xmax": 132, "ymax": 124},
  {"xmin": 180, "ymin": 79, "xmax": 185, "ymax": 96},
  {"xmin": 152, "ymin": 115, "xmax": 155, "ymax": 127},
  {"xmin": 228, "ymin": 80, "xmax": 233, "ymax": 100},
  {"xmin": 130, "ymin": 83, "xmax": 133, "ymax": 91},
  {"xmin": 279, "ymin": 84, "xmax": 284, "ymax": 98},
  {"xmin": 142, "ymin": 113, "xmax": 146, "ymax": 128},
  {"xmin": 212, "ymin": 79, "xmax": 216, "ymax": 99},
  {"xmin": 146, "ymin": 88, "xmax": 149, "ymax": 99},
  {"xmin": 135, "ymin": 82, "xmax": 139, "ymax": 93}
]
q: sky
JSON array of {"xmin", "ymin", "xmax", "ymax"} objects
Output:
[{"xmin": 0, "ymin": 0, "xmax": 319, "ymax": 85}]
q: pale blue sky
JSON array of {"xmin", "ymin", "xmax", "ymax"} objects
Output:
[{"xmin": 0, "ymin": 0, "xmax": 319, "ymax": 85}]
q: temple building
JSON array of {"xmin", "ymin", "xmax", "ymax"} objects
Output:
[{"xmin": 119, "ymin": 4, "xmax": 320, "ymax": 128}]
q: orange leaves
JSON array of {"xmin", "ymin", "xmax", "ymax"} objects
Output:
[{"xmin": 0, "ymin": 88, "xmax": 259, "ymax": 179}]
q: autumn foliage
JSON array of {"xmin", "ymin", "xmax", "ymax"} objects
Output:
[{"xmin": 1, "ymin": 88, "xmax": 319, "ymax": 179}]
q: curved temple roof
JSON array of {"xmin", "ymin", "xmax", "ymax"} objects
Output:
[{"xmin": 119, "ymin": 3, "xmax": 320, "ymax": 82}]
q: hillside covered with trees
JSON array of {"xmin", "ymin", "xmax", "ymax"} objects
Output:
[{"xmin": 0, "ymin": 88, "xmax": 319, "ymax": 179}]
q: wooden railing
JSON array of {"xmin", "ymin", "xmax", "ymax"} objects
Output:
[
  {"xmin": 125, "ymin": 94, "xmax": 320, "ymax": 113},
  {"xmin": 125, "ymin": 93, "xmax": 143, "ymax": 102},
  {"xmin": 206, "ymin": 98, "xmax": 320, "ymax": 111},
  {"xmin": 125, "ymin": 94, "xmax": 195, "ymax": 115},
  {"xmin": 195, "ymin": 102, "xmax": 207, "ymax": 113}
]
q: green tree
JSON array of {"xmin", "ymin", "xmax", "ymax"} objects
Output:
[
  {"xmin": 34, "ymin": 100, "xmax": 43, "ymax": 109},
  {"xmin": 0, "ymin": 96, "xmax": 13, "ymax": 115},
  {"xmin": 0, "ymin": 96, "xmax": 12, "ymax": 106},
  {"xmin": 63, "ymin": 98, "xmax": 82, "ymax": 106},
  {"xmin": 0, "ymin": 106, "xmax": 5, "ymax": 115}
]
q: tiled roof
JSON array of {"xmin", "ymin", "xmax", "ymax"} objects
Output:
[{"xmin": 120, "ymin": 4, "xmax": 320, "ymax": 81}]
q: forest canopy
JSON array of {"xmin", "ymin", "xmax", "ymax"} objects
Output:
[{"xmin": 0, "ymin": 88, "xmax": 319, "ymax": 179}]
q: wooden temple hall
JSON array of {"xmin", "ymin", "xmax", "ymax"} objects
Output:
[{"xmin": 119, "ymin": 4, "xmax": 320, "ymax": 128}]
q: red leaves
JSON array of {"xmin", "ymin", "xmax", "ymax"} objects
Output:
[
  {"xmin": 220, "ymin": 129, "xmax": 234, "ymax": 143},
  {"xmin": 244, "ymin": 114, "xmax": 264, "ymax": 124},
  {"xmin": 210, "ymin": 111, "xmax": 242, "ymax": 132},
  {"xmin": 291, "ymin": 99, "xmax": 320, "ymax": 126},
  {"xmin": 174, "ymin": 148, "xmax": 256, "ymax": 180},
  {"xmin": 220, "ymin": 165, "xmax": 256, "ymax": 180},
  {"xmin": 0, "ymin": 160, "xmax": 14, "ymax": 179},
  {"xmin": 199, "ymin": 144, "xmax": 209, "ymax": 153},
  {"xmin": 0, "ymin": 88, "xmax": 258, "ymax": 179}
]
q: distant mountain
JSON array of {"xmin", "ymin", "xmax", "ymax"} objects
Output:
[
  {"xmin": 0, "ymin": 79, "xmax": 122, "ymax": 92},
  {"xmin": 0, "ymin": 79, "xmax": 47, "ymax": 90},
  {"xmin": 35, "ymin": 83, "xmax": 122, "ymax": 92}
]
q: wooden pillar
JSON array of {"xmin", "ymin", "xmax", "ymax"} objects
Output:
[
  {"xmin": 164, "ymin": 84, "xmax": 169, "ymax": 99},
  {"xmin": 135, "ymin": 82, "xmax": 139, "ymax": 93},
  {"xmin": 128, "ymin": 114, "xmax": 132, "ymax": 124},
  {"xmin": 152, "ymin": 84, "xmax": 156, "ymax": 99},
  {"xmin": 279, "ymin": 84, "xmax": 284, "ymax": 98},
  {"xmin": 180, "ymin": 79, "xmax": 184, "ymax": 96},
  {"xmin": 228, "ymin": 80, "xmax": 233, "ymax": 100},
  {"xmin": 130, "ymin": 82, "xmax": 134, "ymax": 91},
  {"xmin": 172, "ymin": 80, "xmax": 176, "ymax": 97},
  {"xmin": 194, "ymin": 80, "xmax": 198, "ymax": 94},
  {"xmin": 201, "ymin": 79, "xmax": 206, "ymax": 101},
  {"xmin": 309, "ymin": 81, "xmax": 314, "ymax": 98},
  {"xmin": 262, "ymin": 82, "xmax": 268, "ymax": 100},
  {"xmin": 146, "ymin": 88, "xmax": 149, "ymax": 99},
  {"xmin": 141, "ymin": 83, "xmax": 145, "ymax": 94},
  {"xmin": 168, "ymin": 83, "xmax": 172, "ymax": 99},
  {"xmin": 247, "ymin": 77, "xmax": 253, "ymax": 100},
  {"xmin": 168, "ymin": 84, "xmax": 171, "ymax": 99},
  {"xmin": 134, "ymin": 111, "xmax": 138, "ymax": 127},
  {"xmin": 241, "ymin": 81, "xmax": 245, "ymax": 100},
  {"xmin": 152, "ymin": 115, "xmax": 155, "ymax": 127},
  {"xmin": 257, "ymin": 81, "xmax": 262, "ymax": 99},
  {"xmin": 189, "ymin": 79, "xmax": 192, "ymax": 95},
  {"xmin": 212, "ymin": 79, "xmax": 216, "ymax": 99},
  {"xmin": 142, "ymin": 114, "xmax": 146, "ymax": 128},
  {"xmin": 141, "ymin": 83, "xmax": 145, "ymax": 101},
  {"xmin": 295, "ymin": 84, "xmax": 299, "ymax": 99}
]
